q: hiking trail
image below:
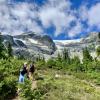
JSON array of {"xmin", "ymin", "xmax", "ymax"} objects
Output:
[
  {"xmin": 12, "ymin": 72, "xmax": 100, "ymax": 100},
  {"xmin": 12, "ymin": 80, "xmax": 37, "ymax": 100}
]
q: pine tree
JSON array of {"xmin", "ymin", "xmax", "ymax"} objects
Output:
[
  {"xmin": 98, "ymin": 32, "xmax": 100, "ymax": 39},
  {"xmin": 57, "ymin": 52, "xmax": 62, "ymax": 61},
  {"xmin": 41, "ymin": 55, "xmax": 45, "ymax": 62},
  {"xmin": 0, "ymin": 32, "xmax": 5, "ymax": 59},
  {"xmin": 73, "ymin": 56, "xmax": 80, "ymax": 65},
  {"xmin": 83, "ymin": 47, "xmax": 93, "ymax": 63},
  {"xmin": 36, "ymin": 54, "xmax": 41, "ymax": 61},
  {"xmin": 96, "ymin": 46, "xmax": 100, "ymax": 57},
  {"xmin": 7, "ymin": 42, "xmax": 13, "ymax": 57},
  {"xmin": 62, "ymin": 48, "xmax": 70, "ymax": 64},
  {"xmin": 70, "ymin": 56, "xmax": 83, "ymax": 72}
]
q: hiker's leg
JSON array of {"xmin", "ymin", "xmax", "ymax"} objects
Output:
[
  {"xmin": 32, "ymin": 72, "xmax": 35, "ymax": 81},
  {"xmin": 31, "ymin": 73, "xmax": 33, "ymax": 80},
  {"xmin": 29, "ymin": 72, "xmax": 31, "ymax": 79}
]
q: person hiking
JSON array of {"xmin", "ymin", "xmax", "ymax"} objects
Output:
[
  {"xmin": 19, "ymin": 62, "xmax": 29, "ymax": 83},
  {"xmin": 29, "ymin": 63, "xmax": 35, "ymax": 80}
]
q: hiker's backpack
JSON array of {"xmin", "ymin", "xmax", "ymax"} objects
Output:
[{"xmin": 30, "ymin": 65, "xmax": 35, "ymax": 73}]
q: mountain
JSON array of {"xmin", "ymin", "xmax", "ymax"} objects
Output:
[
  {"xmin": 53, "ymin": 32, "xmax": 100, "ymax": 60},
  {"xmin": 2, "ymin": 32, "xmax": 100, "ymax": 60},
  {"xmin": 2, "ymin": 32, "xmax": 56, "ymax": 60}
]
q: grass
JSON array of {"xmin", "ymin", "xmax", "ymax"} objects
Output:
[
  {"xmin": 2, "ymin": 59, "xmax": 99, "ymax": 100},
  {"xmin": 70, "ymin": 71, "xmax": 100, "ymax": 85},
  {"xmin": 33, "ymin": 68, "xmax": 100, "ymax": 100}
]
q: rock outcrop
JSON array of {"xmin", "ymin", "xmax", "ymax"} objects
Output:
[{"xmin": 2, "ymin": 32, "xmax": 56, "ymax": 60}]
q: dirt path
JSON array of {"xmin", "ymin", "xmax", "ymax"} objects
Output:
[
  {"xmin": 12, "ymin": 94, "xmax": 19, "ymax": 100},
  {"xmin": 32, "ymin": 80, "xmax": 37, "ymax": 89},
  {"xmin": 13, "ymin": 73, "xmax": 100, "ymax": 100},
  {"xmin": 12, "ymin": 80, "xmax": 37, "ymax": 100}
]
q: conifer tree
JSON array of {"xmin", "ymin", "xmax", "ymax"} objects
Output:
[
  {"xmin": 96, "ymin": 46, "xmax": 100, "ymax": 57},
  {"xmin": 42, "ymin": 55, "xmax": 45, "ymax": 62},
  {"xmin": 57, "ymin": 52, "xmax": 62, "ymax": 61},
  {"xmin": 62, "ymin": 48, "xmax": 70, "ymax": 64},
  {"xmin": 0, "ymin": 32, "xmax": 5, "ymax": 58},
  {"xmin": 70, "ymin": 56, "xmax": 82, "ymax": 72},
  {"xmin": 83, "ymin": 47, "xmax": 93, "ymax": 63},
  {"xmin": 7, "ymin": 42, "xmax": 13, "ymax": 57},
  {"xmin": 73, "ymin": 56, "xmax": 80, "ymax": 65},
  {"xmin": 98, "ymin": 32, "xmax": 100, "ymax": 39}
]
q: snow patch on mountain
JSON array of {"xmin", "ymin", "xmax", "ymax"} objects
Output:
[
  {"xmin": 28, "ymin": 38, "xmax": 39, "ymax": 44},
  {"xmin": 54, "ymin": 39, "xmax": 81, "ymax": 45}
]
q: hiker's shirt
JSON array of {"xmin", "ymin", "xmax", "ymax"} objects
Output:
[{"xmin": 21, "ymin": 67, "xmax": 28, "ymax": 76}]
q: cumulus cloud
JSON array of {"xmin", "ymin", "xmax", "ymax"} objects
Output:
[
  {"xmin": 68, "ymin": 21, "xmax": 83, "ymax": 38},
  {"xmin": 0, "ymin": 2, "xmax": 43, "ymax": 35},
  {"xmin": 0, "ymin": 0, "xmax": 100, "ymax": 38},
  {"xmin": 88, "ymin": 3, "xmax": 100, "ymax": 28},
  {"xmin": 0, "ymin": 0, "xmax": 78, "ymax": 37},
  {"xmin": 0, "ymin": 0, "xmax": 6, "ymax": 3},
  {"xmin": 38, "ymin": 0, "xmax": 76, "ymax": 36},
  {"xmin": 79, "ymin": 2, "xmax": 100, "ymax": 31}
]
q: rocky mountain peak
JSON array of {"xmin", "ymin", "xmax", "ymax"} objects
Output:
[
  {"xmin": 2, "ymin": 32, "xmax": 56, "ymax": 60},
  {"xmin": 2, "ymin": 32, "xmax": 100, "ymax": 60},
  {"xmin": 53, "ymin": 32, "xmax": 100, "ymax": 60}
]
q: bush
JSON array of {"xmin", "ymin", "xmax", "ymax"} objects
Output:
[
  {"xmin": 18, "ymin": 79, "xmax": 35, "ymax": 100},
  {"xmin": 46, "ymin": 59, "xmax": 56, "ymax": 68},
  {"xmin": 35, "ymin": 60, "xmax": 46, "ymax": 69},
  {"xmin": 0, "ymin": 76, "xmax": 17, "ymax": 100},
  {"xmin": 0, "ymin": 58, "xmax": 25, "ymax": 99}
]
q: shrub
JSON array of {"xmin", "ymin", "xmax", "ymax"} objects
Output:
[
  {"xmin": 0, "ymin": 76, "xmax": 17, "ymax": 100},
  {"xmin": 18, "ymin": 79, "xmax": 35, "ymax": 100},
  {"xmin": 46, "ymin": 59, "xmax": 56, "ymax": 68},
  {"xmin": 35, "ymin": 60, "xmax": 46, "ymax": 70},
  {"xmin": 0, "ymin": 58, "xmax": 25, "ymax": 99}
]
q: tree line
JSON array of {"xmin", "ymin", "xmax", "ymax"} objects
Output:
[
  {"xmin": 0, "ymin": 33, "xmax": 13, "ymax": 59},
  {"xmin": 44, "ymin": 46, "xmax": 100, "ymax": 72}
]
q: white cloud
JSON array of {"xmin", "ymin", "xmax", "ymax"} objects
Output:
[
  {"xmin": 68, "ymin": 21, "xmax": 83, "ymax": 38},
  {"xmin": 0, "ymin": 0, "xmax": 6, "ymax": 3},
  {"xmin": 79, "ymin": 5, "xmax": 88, "ymax": 21},
  {"xmin": 38, "ymin": 0, "xmax": 76, "ymax": 36},
  {"xmin": 0, "ymin": 0, "xmax": 100, "ymax": 38},
  {"xmin": 77, "ymin": 2, "xmax": 100, "ymax": 34},
  {"xmin": 88, "ymin": 3, "xmax": 100, "ymax": 28},
  {"xmin": 0, "ymin": 2, "xmax": 43, "ymax": 35},
  {"xmin": 0, "ymin": 0, "xmax": 84, "ymax": 38}
]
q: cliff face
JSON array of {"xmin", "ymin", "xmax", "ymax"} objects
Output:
[
  {"xmin": 2, "ymin": 32, "xmax": 100, "ymax": 60},
  {"xmin": 2, "ymin": 32, "xmax": 56, "ymax": 60},
  {"xmin": 53, "ymin": 32, "xmax": 100, "ymax": 60}
]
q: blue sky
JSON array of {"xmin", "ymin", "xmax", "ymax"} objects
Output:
[{"xmin": 0, "ymin": 0, "xmax": 100, "ymax": 40}]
